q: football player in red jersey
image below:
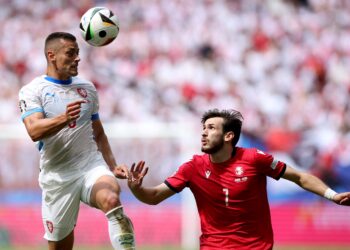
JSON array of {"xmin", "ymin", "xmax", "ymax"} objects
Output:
[{"xmin": 128, "ymin": 109, "xmax": 350, "ymax": 250}]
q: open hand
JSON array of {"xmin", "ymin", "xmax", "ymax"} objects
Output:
[{"xmin": 128, "ymin": 161, "xmax": 148, "ymax": 189}]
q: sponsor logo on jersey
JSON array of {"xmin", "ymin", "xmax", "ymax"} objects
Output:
[
  {"xmin": 19, "ymin": 100, "xmax": 27, "ymax": 113},
  {"xmin": 45, "ymin": 93, "xmax": 55, "ymax": 98},
  {"xmin": 205, "ymin": 170, "xmax": 211, "ymax": 178},
  {"xmin": 46, "ymin": 220, "xmax": 54, "ymax": 233},
  {"xmin": 234, "ymin": 177, "xmax": 248, "ymax": 183},
  {"xmin": 77, "ymin": 88, "xmax": 87, "ymax": 98}
]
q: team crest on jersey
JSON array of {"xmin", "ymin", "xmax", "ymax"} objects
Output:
[
  {"xmin": 46, "ymin": 220, "xmax": 54, "ymax": 233},
  {"xmin": 235, "ymin": 166, "xmax": 244, "ymax": 176},
  {"xmin": 19, "ymin": 100, "xmax": 27, "ymax": 113},
  {"xmin": 77, "ymin": 88, "xmax": 87, "ymax": 98}
]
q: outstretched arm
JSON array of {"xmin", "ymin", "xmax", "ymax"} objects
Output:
[
  {"xmin": 282, "ymin": 165, "xmax": 350, "ymax": 205},
  {"xmin": 92, "ymin": 119, "xmax": 129, "ymax": 179},
  {"xmin": 128, "ymin": 161, "xmax": 176, "ymax": 205}
]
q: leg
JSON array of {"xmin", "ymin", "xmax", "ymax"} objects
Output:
[
  {"xmin": 48, "ymin": 231, "xmax": 74, "ymax": 250},
  {"xmin": 90, "ymin": 175, "xmax": 135, "ymax": 250},
  {"xmin": 41, "ymin": 180, "xmax": 81, "ymax": 250}
]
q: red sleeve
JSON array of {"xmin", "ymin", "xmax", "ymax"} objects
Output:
[
  {"xmin": 254, "ymin": 149, "xmax": 286, "ymax": 180},
  {"xmin": 165, "ymin": 159, "xmax": 194, "ymax": 193}
]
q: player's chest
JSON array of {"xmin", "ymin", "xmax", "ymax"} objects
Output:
[
  {"xmin": 41, "ymin": 86, "xmax": 92, "ymax": 116},
  {"xmin": 193, "ymin": 163, "xmax": 262, "ymax": 199}
]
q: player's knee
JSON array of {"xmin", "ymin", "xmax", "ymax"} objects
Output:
[{"xmin": 102, "ymin": 192, "xmax": 121, "ymax": 212}]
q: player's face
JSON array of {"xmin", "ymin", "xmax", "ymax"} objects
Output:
[
  {"xmin": 53, "ymin": 39, "xmax": 80, "ymax": 79},
  {"xmin": 201, "ymin": 117, "xmax": 225, "ymax": 154}
]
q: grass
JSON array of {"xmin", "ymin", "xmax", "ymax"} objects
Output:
[
  {"xmin": 1, "ymin": 245, "xmax": 350, "ymax": 250},
  {"xmin": 0, "ymin": 246, "xmax": 182, "ymax": 250}
]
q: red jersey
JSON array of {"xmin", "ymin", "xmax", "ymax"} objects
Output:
[{"xmin": 165, "ymin": 147, "xmax": 286, "ymax": 250}]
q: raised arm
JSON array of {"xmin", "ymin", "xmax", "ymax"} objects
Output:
[
  {"xmin": 282, "ymin": 165, "xmax": 350, "ymax": 205},
  {"xmin": 128, "ymin": 161, "xmax": 176, "ymax": 205},
  {"xmin": 23, "ymin": 100, "xmax": 86, "ymax": 141}
]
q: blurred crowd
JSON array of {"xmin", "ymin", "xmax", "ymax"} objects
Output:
[{"xmin": 1, "ymin": 0, "xmax": 350, "ymax": 189}]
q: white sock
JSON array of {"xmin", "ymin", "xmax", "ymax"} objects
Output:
[{"xmin": 105, "ymin": 206, "xmax": 135, "ymax": 250}]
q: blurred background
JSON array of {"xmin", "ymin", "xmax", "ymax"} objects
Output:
[{"xmin": 1, "ymin": 0, "xmax": 350, "ymax": 249}]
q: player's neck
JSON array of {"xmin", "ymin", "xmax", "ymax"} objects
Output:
[
  {"xmin": 46, "ymin": 68, "xmax": 70, "ymax": 81},
  {"xmin": 209, "ymin": 147, "xmax": 233, "ymax": 164}
]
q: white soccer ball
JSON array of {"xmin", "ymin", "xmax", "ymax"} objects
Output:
[{"xmin": 80, "ymin": 7, "xmax": 120, "ymax": 47}]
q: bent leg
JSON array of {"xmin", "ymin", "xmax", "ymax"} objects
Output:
[
  {"xmin": 48, "ymin": 231, "xmax": 74, "ymax": 250},
  {"xmin": 82, "ymin": 170, "xmax": 135, "ymax": 250}
]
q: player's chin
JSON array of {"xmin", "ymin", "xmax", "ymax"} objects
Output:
[
  {"xmin": 70, "ymin": 69, "xmax": 78, "ymax": 76},
  {"xmin": 201, "ymin": 146, "xmax": 210, "ymax": 153},
  {"xmin": 69, "ymin": 66, "xmax": 79, "ymax": 75}
]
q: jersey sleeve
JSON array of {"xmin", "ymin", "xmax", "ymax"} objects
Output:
[
  {"xmin": 18, "ymin": 85, "xmax": 43, "ymax": 120},
  {"xmin": 254, "ymin": 149, "xmax": 286, "ymax": 180},
  {"xmin": 90, "ymin": 83, "xmax": 99, "ymax": 118},
  {"xmin": 164, "ymin": 159, "xmax": 194, "ymax": 193}
]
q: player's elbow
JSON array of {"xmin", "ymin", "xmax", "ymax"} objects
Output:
[
  {"xmin": 28, "ymin": 131, "xmax": 41, "ymax": 142},
  {"xmin": 140, "ymin": 196, "xmax": 164, "ymax": 205}
]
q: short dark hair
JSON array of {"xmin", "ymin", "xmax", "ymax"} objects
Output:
[
  {"xmin": 44, "ymin": 32, "xmax": 76, "ymax": 58},
  {"xmin": 201, "ymin": 109, "xmax": 244, "ymax": 146},
  {"xmin": 45, "ymin": 32, "xmax": 76, "ymax": 45}
]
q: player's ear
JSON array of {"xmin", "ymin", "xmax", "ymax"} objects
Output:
[
  {"xmin": 47, "ymin": 49, "xmax": 56, "ymax": 62},
  {"xmin": 224, "ymin": 131, "xmax": 234, "ymax": 142}
]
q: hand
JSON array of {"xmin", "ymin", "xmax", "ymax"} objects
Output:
[
  {"xmin": 334, "ymin": 192, "xmax": 350, "ymax": 206},
  {"xmin": 112, "ymin": 164, "xmax": 129, "ymax": 179},
  {"xmin": 128, "ymin": 161, "xmax": 148, "ymax": 190},
  {"xmin": 66, "ymin": 100, "xmax": 87, "ymax": 122}
]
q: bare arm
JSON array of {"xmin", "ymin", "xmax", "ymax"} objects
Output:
[
  {"xmin": 128, "ymin": 162, "xmax": 176, "ymax": 205},
  {"xmin": 23, "ymin": 100, "xmax": 85, "ymax": 141},
  {"xmin": 92, "ymin": 119, "xmax": 128, "ymax": 179},
  {"xmin": 282, "ymin": 165, "xmax": 350, "ymax": 205}
]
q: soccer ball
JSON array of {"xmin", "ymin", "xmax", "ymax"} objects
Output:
[{"xmin": 80, "ymin": 7, "xmax": 120, "ymax": 47}]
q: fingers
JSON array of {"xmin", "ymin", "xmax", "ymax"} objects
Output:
[
  {"xmin": 340, "ymin": 197, "xmax": 350, "ymax": 205},
  {"xmin": 143, "ymin": 166, "xmax": 149, "ymax": 177},
  {"xmin": 128, "ymin": 161, "xmax": 148, "ymax": 183},
  {"xmin": 66, "ymin": 100, "xmax": 86, "ymax": 122},
  {"xmin": 118, "ymin": 164, "xmax": 129, "ymax": 178},
  {"xmin": 135, "ymin": 161, "xmax": 145, "ymax": 173}
]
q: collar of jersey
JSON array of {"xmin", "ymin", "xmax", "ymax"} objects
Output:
[{"xmin": 45, "ymin": 76, "xmax": 72, "ymax": 85}]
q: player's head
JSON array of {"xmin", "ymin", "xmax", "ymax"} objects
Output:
[
  {"xmin": 44, "ymin": 32, "xmax": 80, "ymax": 79},
  {"xmin": 201, "ymin": 109, "xmax": 243, "ymax": 153}
]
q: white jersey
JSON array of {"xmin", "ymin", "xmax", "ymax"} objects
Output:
[{"xmin": 19, "ymin": 75, "xmax": 105, "ymax": 184}]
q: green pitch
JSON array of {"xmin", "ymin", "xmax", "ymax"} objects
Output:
[
  {"xmin": 2, "ymin": 245, "xmax": 350, "ymax": 250},
  {"xmin": 0, "ymin": 246, "xmax": 184, "ymax": 250}
]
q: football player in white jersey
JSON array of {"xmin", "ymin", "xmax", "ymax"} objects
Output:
[{"xmin": 18, "ymin": 32, "xmax": 135, "ymax": 250}]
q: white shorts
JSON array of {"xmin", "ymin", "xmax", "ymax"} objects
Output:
[{"xmin": 41, "ymin": 164, "xmax": 114, "ymax": 241}]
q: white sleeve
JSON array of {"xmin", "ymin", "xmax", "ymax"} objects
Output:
[
  {"xmin": 90, "ymin": 85, "xmax": 99, "ymax": 115},
  {"xmin": 18, "ymin": 84, "xmax": 43, "ymax": 120}
]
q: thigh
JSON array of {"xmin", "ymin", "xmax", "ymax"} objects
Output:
[
  {"xmin": 80, "ymin": 165, "xmax": 118, "ymax": 207},
  {"xmin": 42, "ymin": 179, "xmax": 82, "ymax": 242},
  {"xmin": 48, "ymin": 231, "xmax": 74, "ymax": 250}
]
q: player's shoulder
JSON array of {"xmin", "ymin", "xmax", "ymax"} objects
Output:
[
  {"xmin": 19, "ymin": 75, "xmax": 46, "ymax": 93},
  {"xmin": 191, "ymin": 153, "xmax": 209, "ymax": 165},
  {"xmin": 235, "ymin": 147, "xmax": 268, "ymax": 160}
]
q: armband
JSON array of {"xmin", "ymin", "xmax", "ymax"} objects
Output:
[{"xmin": 324, "ymin": 188, "xmax": 337, "ymax": 201}]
